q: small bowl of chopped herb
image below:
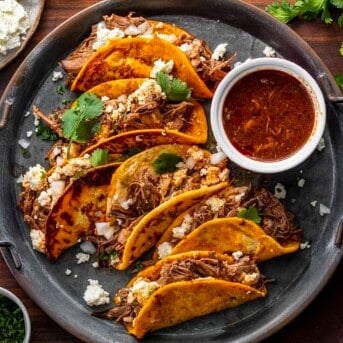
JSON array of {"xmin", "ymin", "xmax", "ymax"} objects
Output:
[{"xmin": 0, "ymin": 287, "xmax": 31, "ymax": 343}]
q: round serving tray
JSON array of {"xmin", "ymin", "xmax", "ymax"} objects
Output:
[{"xmin": 0, "ymin": 1, "xmax": 342, "ymax": 342}]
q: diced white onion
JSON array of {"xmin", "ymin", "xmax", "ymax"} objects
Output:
[{"xmin": 95, "ymin": 222, "xmax": 115, "ymax": 240}]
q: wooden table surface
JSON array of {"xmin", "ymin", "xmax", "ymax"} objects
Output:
[{"xmin": 0, "ymin": 1, "xmax": 342, "ymax": 342}]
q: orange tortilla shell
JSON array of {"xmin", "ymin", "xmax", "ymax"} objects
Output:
[
  {"xmin": 123, "ymin": 251, "xmax": 266, "ymax": 339},
  {"xmin": 71, "ymin": 37, "xmax": 213, "ymax": 99},
  {"xmin": 164, "ymin": 217, "xmax": 300, "ymax": 261},
  {"xmin": 45, "ymin": 163, "xmax": 119, "ymax": 260}
]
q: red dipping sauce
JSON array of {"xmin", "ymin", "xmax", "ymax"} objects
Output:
[{"xmin": 222, "ymin": 70, "xmax": 315, "ymax": 161}]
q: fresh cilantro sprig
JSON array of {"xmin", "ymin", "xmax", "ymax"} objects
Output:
[
  {"xmin": 90, "ymin": 148, "xmax": 109, "ymax": 167},
  {"xmin": 156, "ymin": 72, "xmax": 191, "ymax": 102},
  {"xmin": 61, "ymin": 92, "xmax": 103, "ymax": 144},
  {"xmin": 237, "ymin": 206, "xmax": 262, "ymax": 224},
  {"xmin": 153, "ymin": 153, "xmax": 182, "ymax": 174},
  {"xmin": 266, "ymin": 0, "xmax": 343, "ymax": 25}
]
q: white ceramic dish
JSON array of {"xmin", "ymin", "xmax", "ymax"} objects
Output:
[
  {"xmin": 0, "ymin": 287, "xmax": 31, "ymax": 343},
  {"xmin": 210, "ymin": 57, "xmax": 326, "ymax": 173}
]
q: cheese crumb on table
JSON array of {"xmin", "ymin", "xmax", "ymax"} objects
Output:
[
  {"xmin": 75, "ymin": 252, "xmax": 90, "ymax": 264},
  {"xmin": 83, "ymin": 279, "xmax": 110, "ymax": 306}
]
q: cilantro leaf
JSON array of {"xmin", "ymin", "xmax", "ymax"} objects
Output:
[
  {"xmin": 266, "ymin": 1, "xmax": 300, "ymax": 23},
  {"xmin": 61, "ymin": 93, "xmax": 103, "ymax": 144},
  {"xmin": 156, "ymin": 72, "xmax": 191, "ymax": 102},
  {"xmin": 237, "ymin": 206, "xmax": 262, "ymax": 224},
  {"xmin": 340, "ymin": 42, "xmax": 343, "ymax": 56},
  {"xmin": 90, "ymin": 148, "xmax": 109, "ymax": 167},
  {"xmin": 35, "ymin": 122, "xmax": 58, "ymax": 141},
  {"xmin": 338, "ymin": 13, "xmax": 343, "ymax": 27},
  {"xmin": 77, "ymin": 92, "xmax": 104, "ymax": 120},
  {"xmin": 330, "ymin": 0, "xmax": 343, "ymax": 9},
  {"xmin": 153, "ymin": 153, "xmax": 182, "ymax": 174}
]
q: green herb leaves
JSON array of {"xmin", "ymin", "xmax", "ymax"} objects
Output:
[
  {"xmin": 266, "ymin": 0, "xmax": 343, "ymax": 26},
  {"xmin": 0, "ymin": 295, "xmax": 25, "ymax": 342},
  {"xmin": 36, "ymin": 123, "xmax": 59, "ymax": 141},
  {"xmin": 237, "ymin": 206, "xmax": 262, "ymax": 224},
  {"xmin": 90, "ymin": 149, "xmax": 109, "ymax": 167},
  {"xmin": 61, "ymin": 93, "xmax": 103, "ymax": 144},
  {"xmin": 153, "ymin": 153, "xmax": 182, "ymax": 174},
  {"xmin": 156, "ymin": 72, "xmax": 191, "ymax": 102}
]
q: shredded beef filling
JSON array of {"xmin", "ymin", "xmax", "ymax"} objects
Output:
[{"xmin": 100, "ymin": 254, "xmax": 262, "ymax": 323}]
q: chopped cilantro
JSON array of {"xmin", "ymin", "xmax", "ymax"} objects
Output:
[
  {"xmin": 61, "ymin": 92, "xmax": 103, "ymax": 144},
  {"xmin": 153, "ymin": 153, "xmax": 182, "ymax": 174},
  {"xmin": 56, "ymin": 85, "xmax": 65, "ymax": 95},
  {"xmin": 61, "ymin": 99, "xmax": 68, "ymax": 105},
  {"xmin": 135, "ymin": 260, "xmax": 144, "ymax": 271},
  {"xmin": 90, "ymin": 149, "xmax": 109, "ymax": 167},
  {"xmin": 237, "ymin": 206, "xmax": 262, "ymax": 224},
  {"xmin": 156, "ymin": 72, "xmax": 191, "ymax": 102},
  {"xmin": 98, "ymin": 252, "xmax": 109, "ymax": 261},
  {"xmin": 35, "ymin": 122, "xmax": 58, "ymax": 141},
  {"xmin": 0, "ymin": 295, "xmax": 25, "ymax": 342},
  {"xmin": 22, "ymin": 149, "xmax": 31, "ymax": 158}
]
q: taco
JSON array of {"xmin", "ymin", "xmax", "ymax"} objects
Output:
[
  {"xmin": 98, "ymin": 251, "xmax": 267, "ymax": 339},
  {"xmin": 45, "ymin": 163, "xmax": 119, "ymax": 260},
  {"xmin": 154, "ymin": 185, "xmax": 301, "ymax": 260},
  {"xmin": 34, "ymin": 78, "xmax": 208, "ymax": 166},
  {"xmin": 100, "ymin": 144, "xmax": 230, "ymax": 270},
  {"xmin": 61, "ymin": 12, "xmax": 234, "ymax": 97}
]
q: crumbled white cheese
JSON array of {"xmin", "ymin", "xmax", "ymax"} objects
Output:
[
  {"xmin": 52, "ymin": 71, "xmax": 63, "ymax": 82},
  {"xmin": 242, "ymin": 272, "xmax": 259, "ymax": 286},
  {"xmin": 5, "ymin": 97, "xmax": 14, "ymax": 106},
  {"xmin": 22, "ymin": 164, "xmax": 47, "ymax": 191},
  {"xmin": 205, "ymin": 196, "xmax": 225, "ymax": 212},
  {"xmin": 172, "ymin": 214, "xmax": 193, "ymax": 239},
  {"xmin": 310, "ymin": 200, "xmax": 317, "ymax": 207},
  {"xmin": 156, "ymin": 33, "xmax": 177, "ymax": 43},
  {"xmin": 211, "ymin": 43, "xmax": 227, "ymax": 60},
  {"xmin": 34, "ymin": 115, "xmax": 40, "ymax": 126},
  {"xmin": 65, "ymin": 269, "xmax": 72, "ymax": 276},
  {"xmin": 297, "ymin": 178, "xmax": 305, "ymax": 188},
  {"xmin": 319, "ymin": 203, "xmax": 331, "ymax": 216},
  {"xmin": 30, "ymin": 229, "xmax": 46, "ymax": 253},
  {"xmin": 24, "ymin": 111, "xmax": 30, "ymax": 117},
  {"xmin": 92, "ymin": 261, "xmax": 99, "ymax": 268},
  {"xmin": 150, "ymin": 59, "xmax": 174, "ymax": 78},
  {"xmin": 157, "ymin": 241, "xmax": 173, "ymax": 259},
  {"xmin": 76, "ymin": 252, "xmax": 90, "ymax": 264},
  {"xmin": 92, "ymin": 22, "xmax": 125, "ymax": 50},
  {"xmin": 300, "ymin": 241, "xmax": 311, "ymax": 249},
  {"xmin": 129, "ymin": 79, "xmax": 166, "ymax": 106},
  {"xmin": 274, "ymin": 182, "xmax": 287, "ymax": 199},
  {"xmin": 232, "ymin": 251, "xmax": 243, "ymax": 261},
  {"xmin": 263, "ymin": 46, "xmax": 276, "ymax": 57},
  {"xmin": 95, "ymin": 222, "xmax": 115, "ymax": 240},
  {"xmin": 128, "ymin": 278, "xmax": 160, "ymax": 306},
  {"xmin": 317, "ymin": 137, "xmax": 325, "ymax": 151},
  {"xmin": 0, "ymin": 0, "xmax": 30, "ymax": 55},
  {"xmin": 83, "ymin": 279, "xmax": 110, "ymax": 306},
  {"xmin": 74, "ymin": 274, "xmax": 78, "ymax": 279},
  {"xmin": 37, "ymin": 189, "xmax": 52, "ymax": 207},
  {"xmin": 179, "ymin": 42, "xmax": 193, "ymax": 53},
  {"xmin": 26, "ymin": 130, "xmax": 33, "ymax": 138}
]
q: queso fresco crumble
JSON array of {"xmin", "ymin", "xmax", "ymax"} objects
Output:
[{"xmin": 0, "ymin": 0, "xmax": 30, "ymax": 55}]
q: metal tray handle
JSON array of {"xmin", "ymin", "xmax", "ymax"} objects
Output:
[{"xmin": 0, "ymin": 241, "xmax": 22, "ymax": 269}]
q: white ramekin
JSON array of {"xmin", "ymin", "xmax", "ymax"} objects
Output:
[{"xmin": 210, "ymin": 57, "xmax": 326, "ymax": 173}]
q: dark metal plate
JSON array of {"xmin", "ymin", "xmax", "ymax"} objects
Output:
[{"xmin": 0, "ymin": 1, "xmax": 342, "ymax": 342}]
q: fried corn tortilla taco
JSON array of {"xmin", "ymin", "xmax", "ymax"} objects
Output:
[
  {"xmin": 45, "ymin": 163, "xmax": 119, "ymax": 260},
  {"xmin": 61, "ymin": 12, "xmax": 234, "ymax": 97},
  {"xmin": 34, "ymin": 77, "xmax": 208, "ymax": 165},
  {"xmin": 99, "ymin": 144, "xmax": 230, "ymax": 270},
  {"xmin": 98, "ymin": 251, "xmax": 267, "ymax": 339},
  {"xmin": 154, "ymin": 185, "xmax": 301, "ymax": 260}
]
